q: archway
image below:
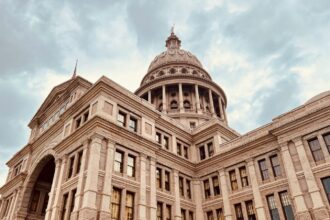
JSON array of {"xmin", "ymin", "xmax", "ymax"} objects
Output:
[{"xmin": 20, "ymin": 155, "xmax": 55, "ymax": 220}]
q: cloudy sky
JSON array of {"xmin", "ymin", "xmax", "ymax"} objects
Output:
[{"xmin": 1, "ymin": 0, "xmax": 330, "ymax": 185}]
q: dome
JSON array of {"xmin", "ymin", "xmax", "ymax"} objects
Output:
[
  {"xmin": 141, "ymin": 31, "xmax": 212, "ymax": 86},
  {"xmin": 306, "ymin": 90, "xmax": 330, "ymax": 104},
  {"xmin": 148, "ymin": 48, "xmax": 203, "ymax": 72}
]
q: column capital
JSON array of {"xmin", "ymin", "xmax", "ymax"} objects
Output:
[
  {"xmin": 245, "ymin": 158, "xmax": 254, "ymax": 166},
  {"xmin": 148, "ymin": 156, "xmax": 157, "ymax": 163},
  {"xmin": 89, "ymin": 132, "xmax": 106, "ymax": 144},
  {"xmin": 292, "ymin": 137, "xmax": 303, "ymax": 146},
  {"xmin": 140, "ymin": 152, "xmax": 148, "ymax": 159}
]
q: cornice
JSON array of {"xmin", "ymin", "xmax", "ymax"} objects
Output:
[{"xmin": 0, "ymin": 172, "xmax": 27, "ymax": 194}]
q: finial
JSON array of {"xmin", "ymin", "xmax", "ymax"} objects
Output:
[
  {"xmin": 72, "ymin": 59, "xmax": 78, "ymax": 79},
  {"xmin": 171, "ymin": 24, "xmax": 175, "ymax": 34}
]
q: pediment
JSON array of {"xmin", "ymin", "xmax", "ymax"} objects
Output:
[{"xmin": 29, "ymin": 76, "xmax": 92, "ymax": 127}]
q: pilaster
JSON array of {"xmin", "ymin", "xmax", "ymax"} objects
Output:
[
  {"xmin": 293, "ymin": 138, "xmax": 329, "ymax": 220},
  {"xmin": 280, "ymin": 143, "xmax": 311, "ymax": 219},
  {"xmin": 80, "ymin": 134, "xmax": 103, "ymax": 218},
  {"xmin": 50, "ymin": 157, "xmax": 67, "ymax": 220},
  {"xmin": 219, "ymin": 169, "xmax": 233, "ymax": 220},
  {"xmin": 173, "ymin": 170, "xmax": 181, "ymax": 220},
  {"xmin": 246, "ymin": 159, "xmax": 267, "ymax": 220},
  {"xmin": 99, "ymin": 140, "xmax": 115, "ymax": 220},
  {"xmin": 138, "ymin": 153, "xmax": 147, "ymax": 220},
  {"xmin": 149, "ymin": 157, "xmax": 157, "ymax": 219}
]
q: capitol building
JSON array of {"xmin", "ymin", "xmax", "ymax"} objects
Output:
[{"xmin": 0, "ymin": 31, "xmax": 330, "ymax": 220}]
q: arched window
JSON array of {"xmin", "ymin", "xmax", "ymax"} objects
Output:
[
  {"xmin": 192, "ymin": 70, "xmax": 198, "ymax": 76},
  {"xmin": 170, "ymin": 101, "xmax": 178, "ymax": 109},
  {"xmin": 184, "ymin": 100, "xmax": 191, "ymax": 109}
]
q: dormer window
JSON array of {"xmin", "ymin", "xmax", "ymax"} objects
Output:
[
  {"xmin": 183, "ymin": 100, "xmax": 191, "ymax": 109},
  {"xmin": 170, "ymin": 101, "xmax": 178, "ymax": 109}
]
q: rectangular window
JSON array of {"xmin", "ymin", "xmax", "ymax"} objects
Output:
[
  {"xmin": 245, "ymin": 200, "xmax": 256, "ymax": 220},
  {"xmin": 177, "ymin": 143, "xmax": 182, "ymax": 156},
  {"xmin": 279, "ymin": 191, "xmax": 294, "ymax": 220},
  {"xmin": 117, "ymin": 111, "xmax": 126, "ymax": 127},
  {"xmin": 111, "ymin": 188, "xmax": 121, "ymax": 220},
  {"xmin": 229, "ymin": 170, "xmax": 238, "ymax": 191},
  {"xmin": 322, "ymin": 177, "xmax": 330, "ymax": 204},
  {"xmin": 323, "ymin": 133, "xmax": 330, "ymax": 153},
  {"xmin": 2, "ymin": 197, "xmax": 12, "ymax": 217},
  {"xmin": 189, "ymin": 211, "xmax": 194, "ymax": 220},
  {"xmin": 204, "ymin": 179, "xmax": 211, "ymax": 199},
  {"xmin": 164, "ymin": 136, "xmax": 169, "ymax": 150},
  {"xmin": 125, "ymin": 192, "xmax": 134, "ymax": 220},
  {"xmin": 156, "ymin": 132, "xmax": 161, "ymax": 144},
  {"xmin": 70, "ymin": 189, "xmax": 77, "ymax": 213},
  {"xmin": 29, "ymin": 190, "xmax": 40, "ymax": 212},
  {"xmin": 129, "ymin": 117, "xmax": 137, "ymax": 132},
  {"xmin": 259, "ymin": 159, "xmax": 269, "ymax": 180},
  {"xmin": 179, "ymin": 177, "xmax": 184, "ymax": 196},
  {"xmin": 186, "ymin": 179, "xmax": 192, "ymax": 199},
  {"xmin": 239, "ymin": 166, "xmax": 249, "ymax": 187},
  {"xmin": 61, "ymin": 193, "xmax": 69, "ymax": 220},
  {"xmin": 181, "ymin": 209, "xmax": 187, "ymax": 220},
  {"xmin": 166, "ymin": 205, "xmax": 172, "ymax": 220},
  {"xmin": 206, "ymin": 211, "xmax": 214, "ymax": 220},
  {"xmin": 156, "ymin": 168, "xmax": 162, "ymax": 189},
  {"xmin": 127, "ymin": 155, "xmax": 135, "ymax": 177},
  {"xmin": 157, "ymin": 202, "xmax": 163, "ymax": 220},
  {"xmin": 199, "ymin": 146, "xmax": 206, "ymax": 160},
  {"xmin": 267, "ymin": 194, "xmax": 280, "ymax": 220},
  {"xmin": 165, "ymin": 171, "xmax": 170, "ymax": 191},
  {"xmin": 207, "ymin": 142, "xmax": 214, "ymax": 157},
  {"xmin": 212, "ymin": 176, "xmax": 221, "ymax": 196},
  {"xmin": 114, "ymin": 150, "xmax": 124, "ymax": 173},
  {"xmin": 183, "ymin": 146, "xmax": 189, "ymax": 159},
  {"xmin": 67, "ymin": 156, "xmax": 75, "ymax": 179},
  {"xmin": 308, "ymin": 138, "xmax": 325, "ymax": 162},
  {"xmin": 76, "ymin": 150, "xmax": 83, "ymax": 174},
  {"xmin": 234, "ymin": 203, "xmax": 244, "ymax": 220},
  {"xmin": 270, "ymin": 155, "xmax": 281, "ymax": 177},
  {"xmin": 216, "ymin": 208, "xmax": 224, "ymax": 220}
]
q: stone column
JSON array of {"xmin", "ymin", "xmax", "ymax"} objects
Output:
[
  {"xmin": 162, "ymin": 85, "xmax": 167, "ymax": 113},
  {"xmin": 148, "ymin": 90, "xmax": 152, "ymax": 103},
  {"xmin": 293, "ymin": 138, "xmax": 329, "ymax": 219},
  {"xmin": 81, "ymin": 134, "xmax": 103, "ymax": 218},
  {"xmin": 139, "ymin": 154, "xmax": 147, "ymax": 220},
  {"xmin": 208, "ymin": 89, "xmax": 215, "ymax": 116},
  {"xmin": 100, "ymin": 140, "xmax": 115, "ymax": 219},
  {"xmin": 173, "ymin": 170, "xmax": 181, "ymax": 220},
  {"xmin": 149, "ymin": 157, "xmax": 157, "ymax": 219},
  {"xmin": 50, "ymin": 157, "xmax": 67, "ymax": 220},
  {"xmin": 280, "ymin": 143, "xmax": 310, "ymax": 219},
  {"xmin": 246, "ymin": 160, "xmax": 267, "ymax": 220},
  {"xmin": 45, "ymin": 158, "xmax": 62, "ymax": 220},
  {"xmin": 71, "ymin": 141, "xmax": 88, "ymax": 220},
  {"xmin": 219, "ymin": 97, "xmax": 224, "ymax": 120},
  {"xmin": 64, "ymin": 191, "xmax": 74, "ymax": 220},
  {"xmin": 179, "ymin": 83, "xmax": 184, "ymax": 113},
  {"xmin": 195, "ymin": 85, "xmax": 201, "ymax": 113},
  {"xmin": 219, "ymin": 169, "xmax": 233, "ymax": 220}
]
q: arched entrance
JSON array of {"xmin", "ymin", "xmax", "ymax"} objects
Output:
[{"xmin": 20, "ymin": 155, "xmax": 55, "ymax": 220}]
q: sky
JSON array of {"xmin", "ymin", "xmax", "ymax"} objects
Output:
[{"xmin": 1, "ymin": 0, "xmax": 330, "ymax": 185}]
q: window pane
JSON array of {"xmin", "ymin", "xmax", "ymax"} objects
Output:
[
  {"xmin": 111, "ymin": 188, "xmax": 121, "ymax": 220},
  {"xmin": 259, "ymin": 159, "xmax": 269, "ymax": 180},
  {"xmin": 165, "ymin": 171, "xmax": 170, "ymax": 191},
  {"xmin": 308, "ymin": 138, "xmax": 324, "ymax": 161},
  {"xmin": 322, "ymin": 177, "xmax": 330, "ymax": 204},
  {"xmin": 207, "ymin": 143, "xmax": 214, "ymax": 157},
  {"xmin": 229, "ymin": 170, "xmax": 238, "ymax": 190},
  {"xmin": 212, "ymin": 176, "xmax": 221, "ymax": 196},
  {"xmin": 234, "ymin": 203, "xmax": 244, "ymax": 220},
  {"xmin": 204, "ymin": 179, "xmax": 211, "ymax": 199},
  {"xmin": 279, "ymin": 191, "xmax": 294, "ymax": 220},
  {"xmin": 114, "ymin": 151, "xmax": 123, "ymax": 173},
  {"xmin": 127, "ymin": 155, "xmax": 135, "ymax": 177},
  {"xmin": 270, "ymin": 155, "xmax": 282, "ymax": 177},
  {"xmin": 267, "ymin": 194, "xmax": 280, "ymax": 220},
  {"xmin": 166, "ymin": 205, "xmax": 172, "ymax": 220},
  {"xmin": 125, "ymin": 192, "xmax": 134, "ymax": 220},
  {"xmin": 157, "ymin": 202, "xmax": 163, "ymax": 220},
  {"xmin": 200, "ymin": 146, "xmax": 206, "ymax": 160},
  {"xmin": 323, "ymin": 134, "xmax": 330, "ymax": 152},
  {"xmin": 156, "ymin": 168, "xmax": 162, "ymax": 189}
]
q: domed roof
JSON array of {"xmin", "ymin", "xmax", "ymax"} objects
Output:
[
  {"xmin": 306, "ymin": 90, "xmax": 330, "ymax": 104},
  {"xmin": 147, "ymin": 31, "xmax": 203, "ymax": 72}
]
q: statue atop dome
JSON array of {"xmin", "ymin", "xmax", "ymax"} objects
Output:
[{"xmin": 165, "ymin": 27, "xmax": 181, "ymax": 50}]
